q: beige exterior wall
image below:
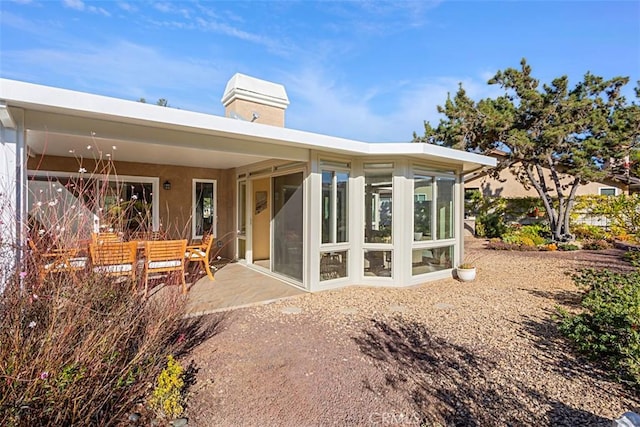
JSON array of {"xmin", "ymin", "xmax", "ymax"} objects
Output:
[
  {"xmin": 467, "ymin": 167, "xmax": 628, "ymax": 197},
  {"xmin": 27, "ymin": 155, "xmax": 237, "ymax": 259},
  {"xmin": 225, "ymin": 98, "xmax": 285, "ymax": 127}
]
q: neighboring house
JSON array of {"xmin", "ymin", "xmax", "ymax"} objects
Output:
[
  {"xmin": 0, "ymin": 74, "xmax": 495, "ymax": 291},
  {"xmin": 465, "ymin": 151, "xmax": 636, "ymax": 198},
  {"xmin": 462, "ymin": 151, "xmax": 639, "ymax": 234}
]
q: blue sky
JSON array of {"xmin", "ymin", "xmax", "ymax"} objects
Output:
[{"xmin": 1, "ymin": 0, "xmax": 639, "ymax": 142}]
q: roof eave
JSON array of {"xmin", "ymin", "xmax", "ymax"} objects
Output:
[{"xmin": 1, "ymin": 78, "xmax": 497, "ymax": 172}]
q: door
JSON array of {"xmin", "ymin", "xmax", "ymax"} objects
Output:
[
  {"xmin": 251, "ymin": 177, "xmax": 270, "ymax": 263},
  {"xmin": 272, "ymin": 172, "xmax": 304, "ymax": 282}
]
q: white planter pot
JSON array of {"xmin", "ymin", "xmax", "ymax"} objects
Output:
[
  {"xmin": 414, "ymin": 232, "xmax": 423, "ymax": 241},
  {"xmin": 456, "ymin": 267, "xmax": 476, "ymax": 282}
]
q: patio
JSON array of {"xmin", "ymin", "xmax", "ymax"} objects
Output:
[{"xmin": 185, "ymin": 262, "xmax": 306, "ymax": 315}]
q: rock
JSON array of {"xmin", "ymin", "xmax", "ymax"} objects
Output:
[
  {"xmin": 128, "ymin": 412, "xmax": 141, "ymax": 423},
  {"xmin": 171, "ymin": 418, "xmax": 188, "ymax": 427}
]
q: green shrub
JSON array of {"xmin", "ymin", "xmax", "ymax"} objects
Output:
[
  {"xmin": 571, "ymin": 223, "xmax": 606, "ymax": 241},
  {"xmin": 486, "ymin": 240, "xmax": 539, "ymax": 251},
  {"xmin": 573, "ymin": 194, "xmax": 640, "ymax": 236},
  {"xmin": 519, "ymin": 236, "xmax": 536, "ymax": 247},
  {"xmin": 559, "ymin": 269, "xmax": 640, "ymax": 385},
  {"xmin": 476, "ymin": 213, "xmax": 507, "ymax": 238},
  {"xmin": 623, "ymin": 251, "xmax": 640, "ymax": 267},
  {"xmin": 501, "ymin": 223, "xmax": 548, "ymax": 246},
  {"xmin": 149, "ymin": 355, "xmax": 186, "ymax": 418},
  {"xmin": 558, "ymin": 243, "xmax": 580, "ymax": 251},
  {"xmin": 582, "ymin": 239, "xmax": 611, "ymax": 250}
]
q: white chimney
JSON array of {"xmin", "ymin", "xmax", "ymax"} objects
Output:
[{"xmin": 221, "ymin": 73, "xmax": 290, "ymax": 127}]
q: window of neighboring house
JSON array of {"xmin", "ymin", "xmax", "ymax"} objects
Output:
[
  {"xmin": 599, "ymin": 187, "xmax": 618, "ymax": 196},
  {"xmin": 321, "ymin": 169, "xmax": 349, "ymax": 244},
  {"xmin": 193, "ymin": 179, "xmax": 216, "ymax": 239}
]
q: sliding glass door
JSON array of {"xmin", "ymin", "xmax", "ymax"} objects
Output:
[{"xmin": 272, "ymin": 172, "xmax": 304, "ymax": 282}]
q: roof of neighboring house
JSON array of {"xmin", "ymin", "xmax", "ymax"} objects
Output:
[
  {"xmin": 0, "ymin": 78, "xmax": 496, "ymax": 172},
  {"xmin": 613, "ymin": 173, "xmax": 640, "ymax": 188},
  {"xmin": 467, "ymin": 150, "xmax": 638, "ymax": 187}
]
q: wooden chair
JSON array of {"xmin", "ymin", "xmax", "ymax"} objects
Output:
[
  {"xmin": 185, "ymin": 233, "xmax": 215, "ymax": 281},
  {"xmin": 128, "ymin": 230, "xmax": 167, "ymax": 242},
  {"xmin": 28, "ymin": 239, "xmax": 88, "ymax": 282},
  {"xmin": 91, "ymin": 232, "xmax": 122, "ymax": 245},
  {"xmin": 89, "ymin": 241, "xmax": 138, "ymax": 284},
  {"xmin": 143, "ymin": 239, "xmax": 188, "ymax": 297}
]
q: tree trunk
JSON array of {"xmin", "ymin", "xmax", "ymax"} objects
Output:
[
  {"xmin": 561, "ymin": 178, "xmax": 581, "ymax": 240},
  {"xmin": 525, "ymin": 166, "xmax": 560, "ymax": 238}
]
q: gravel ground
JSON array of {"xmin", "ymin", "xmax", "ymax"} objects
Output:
[{"xmin": 184, "ymin": 239, "xmax": 639, "ymax": 426}]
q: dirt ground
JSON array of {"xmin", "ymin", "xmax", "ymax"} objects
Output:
[{"xmin": 183, "ymin": 239, "xmax": 639, "ymax": 426}]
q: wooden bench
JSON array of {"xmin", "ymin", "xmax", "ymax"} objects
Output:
[{"xmin": 143, "ymin": 239, "xmax": 188, "ymax": 297}]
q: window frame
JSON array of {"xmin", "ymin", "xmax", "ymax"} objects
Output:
[
  {"xmin": 192, "ymin": 179, "xmax": 217, "ymax": 240},
  {"xmin": 28, "ymin": 170, "xmax": 160, "ymax": 232},
  {"xmin": 599, "ymin": 187, "xmax": 618, "ymax": 196},
  {"xmin": 411, "ymin": 170, "xmax": 457, "ymax": 245},
  {"xmin": 321, "ymin": 168, "xmax": 350, "ymax": 246}
]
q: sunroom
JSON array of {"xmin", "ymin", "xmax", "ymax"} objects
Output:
[{"xmin": 0, "ymin": 75, "xmax": 496, "ymax": 292}]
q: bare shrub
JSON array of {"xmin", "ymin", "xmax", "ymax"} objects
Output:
[{"xmin": 0, "ymin": 151, "xmax": 220, "ymax": 425}]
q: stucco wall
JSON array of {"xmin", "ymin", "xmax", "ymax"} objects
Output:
[
  {"xmin": 468, "ymin": 168, "xmax": 628, "ymax": 197},
  {"xmin": 27, "ymin": 155, "xmax": 236, "ymax": 259}
]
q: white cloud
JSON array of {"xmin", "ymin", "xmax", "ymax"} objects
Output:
[
  {"xmin": 283, "ymin": 67, "xmax": 503, "ymax": 142},
  {"xmin": 117, "ymin": 2, "xmax": 136, "ymax": 13},
  {"xmin": 62, "ymin": 0, "xmax": 110, "ymax": 16},
  {"xmin": 62, "ymin": 0, "xmax": 84, "ymax": 11},
  {"xmin": 1, "ymin": 40, "xmax": 227, "ymax": 112},
  {"xmin": 152, "ymin": 1, "xmax": 190, "ymax": 19}
]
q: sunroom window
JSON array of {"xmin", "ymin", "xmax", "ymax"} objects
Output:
[
  {"xmin": 321, "ymin": 170, "xmax": 349, "ymax": 244},
  {"xmin": 364, "ymin": 168, "xmax": 393, "ymax": 244},
  {"xmin": 412, "ymin": 173, "xmax": 456, "ymax": 242}
]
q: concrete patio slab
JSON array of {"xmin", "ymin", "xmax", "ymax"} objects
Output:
[{"xmin": 185, "ymin": 262, "xmax": 306, "ymax": 316}]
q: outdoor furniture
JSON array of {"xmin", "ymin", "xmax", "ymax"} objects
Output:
[
  {"xmin": 91, "ymin": 232, "xmax": 122, "ymax": 245},
  {"xmin": 185, "ymin": 233, "xmax": 215, "ymax": 281},
  {"xmin": 143, "ymin": 239, "xmax": 188, "ymax": 297},
  {"xmin": 128, "ymin": 230, "xmax": 167, "ymax": 242},
  {"xmin": 28, "ymin": 239, "xmax": 88, "ymax": 282},
  {"xmin": 89, "ymin": 241, "xmax": 138, "ymax": 285}
]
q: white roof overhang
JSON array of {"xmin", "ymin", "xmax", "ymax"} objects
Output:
[{"xmin": 1, "ymin": 79, "xmax": 496, "ymax": 173}]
